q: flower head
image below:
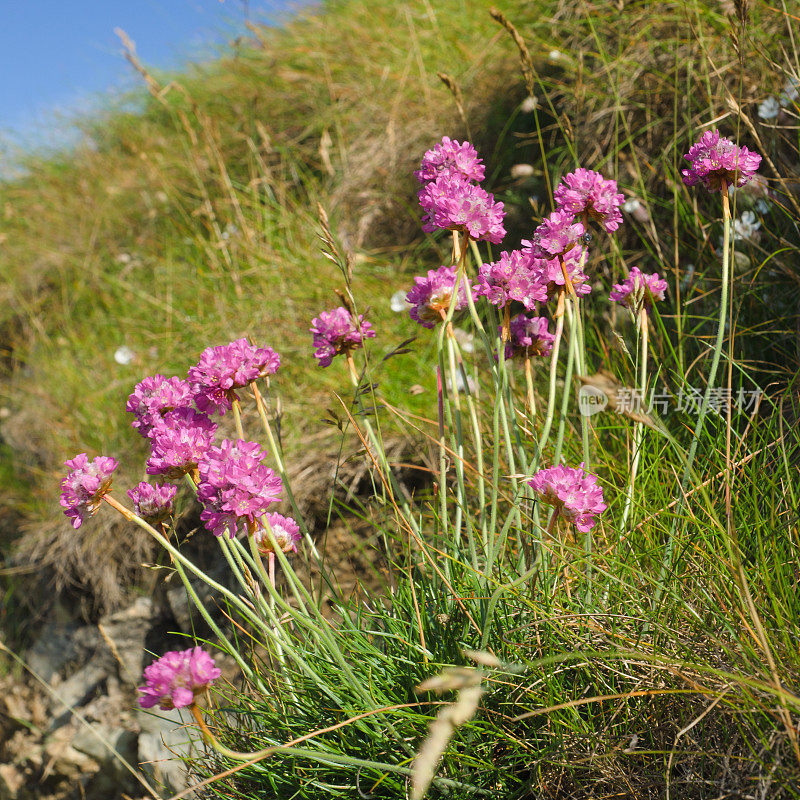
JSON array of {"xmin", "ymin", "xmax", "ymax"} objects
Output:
[
  {"xmin": 528, "ymin": 463, "xmax": 606, "ymax": 533},
  {"xmin": 418, "ymin": 174, "xmax": 506, "ymax": 243},
  {"xmin": 254, "ymin": 513, "xmax": 302, "ymax": 556},
  {"xmin": 138, "ymin": 646, "xmax": 221, "ymax": 710},
  {"xmin": 525, "ymin": 210, "xmax": 585, "ymax": 259},
  {"xmin": 59, "ymin": 454, "xmax": 118, "ymax": 529},
  {"xmin": 415, "ymin": 136, "xmax": 485, "ymax": 184},
  {"xmin": 503, "ymin": 315, "xmax": 555, "ymax": 360},
  {"xmin": 523, "ymin": 245, "xmax": 591, "ymax": 297},
  {"xmin": 682, "ymin": 130, "xmax": 761, "ymax": 191},
  {"xmin": 310, "ymin": 307, "xmax": 376, "ymax": 368},
  {"xmin": 126, "ymin": 375, "xmax": 194, "ymax": 437},
  {"xmin": 196, "ymin": 439, "xmax": 283, "ymax": 538},
  {"xmin": 554, "ymin": 168, "xmax": 624, "ymax": 232},
  {"xmin": 189, "ymin": 338, "xmax": 280, "ymax": 416},
  {"xmin": 128, "ymin": 482, "xmax": 177, "ymax": 523},
  {"xmin": 609, "ymin": 267, "xmax": 667, "ymax": 313},
  {"xmin": 406, "ymin": 266, "xmax": 468, "ymax": 328},
  {"xmin": 474, "ymin": 250, "xmax": 548, "ymax": 309},
  {"xmin": 146, "ymin": 408, "xmax": 217, "ymax": 479}
]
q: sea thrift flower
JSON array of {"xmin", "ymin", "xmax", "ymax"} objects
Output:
[
  {"xmin": 189, "ymin": 338, "xmax": 280, "ymax": 415},
  {"xmin": 415, "ymin": 137, "xmax": 485, "ymax": 184},
  {"xmin": 126, "ymin": 375, "xmax": 194, "ymax": 436},
  {"xmin": 610, "ymin": 267, "xmax": 667, "ymax": 314},
  {"xmin": 254, "ymin": 513, "xmax": 302, "ymax": 555},
  {"xmin": 310, "ymin": 307, "xmax": 376, "ymax": 368},
  {"xmin": 525, "ymin": 210, "xmax": 585, "ymax": 259},
  {"xmin": 59, "ymin": 454, "xmax": 118, "ymax": 529},
  {"xmin": 682, "ymin": 130, "xmax": 761, "ymax": 191},
  {"xmin": 146, "ymin": 408, "xmax": 217, "ymax": 478},
  {"xmin": 196, "ymin": 439, "xmax": 283, "ymax": 538},
  {"xmin": 127, "ymin": 481, "xmax": 177, "ymax": 523},
  {"xmin": 406, "ymin": 266, "xmax": 468, "ymax": 328},
  {"xmin": 474, "ymin": 250, "xmax": 548, "ymax": 309},
  {"xmin": 138, "ymin": 646, "xmax": 221, "ymax": 710},
  {"xmin": 528, "ymin": 463, "xmax": 606, "ymax": 533},
  {"xmin": 554, "ymin": 168, "xmax": 624, "ymax": 232},
  {"xmin": 503, "ymin": 315, "xmax": 555, "ymax": 360},
  {"xmin": 525, "ymin": 245, "xmax": 591, "ymax": 297},
  {"xmin": 419, "ymin": 174, "xmax": 506, "ymax": 243}
]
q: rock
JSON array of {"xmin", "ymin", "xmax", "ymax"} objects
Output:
[
  {"xmin": 137, "ymin": 708, "xmax": 194, "ymax": 795},
  {"xmin": 27, "ymin": 619, "xmax": 81, "ymax": 683},
  {"xmin": 43, "ymin": 726, "xmax": 100, "ymax": 784},
  {"xmin": 72, "ymin": 724, "xmax": 141, "ymax": 797},
  {"xmin": 47, "ymin": 662, "xmax": 108, "ymax": 731},
  {"xmin": 98, "ymin": 596, "xmax": 154, "ymax": 684}
]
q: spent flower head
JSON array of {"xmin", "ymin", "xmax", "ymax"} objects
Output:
[
  {"xmin": 138, "ymin": 646, "xmax": 221, "ymax": 710},
  {"xmin": 419, "ymin": 174, "xmax": 506, "ymax": 243},
  {"xmin": 415, "ymin": 136, "xmax": 485, "ymax": 184},
  {"xmin": 196, "ymin": 439, "xmax": 283, "ymax": 538},
  {"xmin": 127, "ymin": 481, "xmax": 177, "ymax": 523},
  {"xmin": 682, "ymin": 130, "xmax": 761, "ymax": 191},
  {"xmin": 406, "ymin": 266, "xmax": 468, "ymax": 328},
  {"xmin": 126, "ymin": 375, "xmax": 194, "ymax": 437},
  {"xmin": 610, "ymin": 267, "xmax": 667, "ymax": 314},
  {"xmin": 528, "ymin": 463, "xmax": 606, "ymax": 533},
  {"xmin": 254, "ymin": 512, "xmax": 302, "ymax": 556},
  {"xmin": 503, "ymin": 315, "xmax": 556, "ymax": 360},
  {"xmin": 525, "ymin": 210, "xmax": 585, "ymax": 259},
  {"xmin": 146, "ymin": 408, "xmax": 217, "ymax": 479},
  {"xmin": 59, "ymin": 454, "xmax": 118, "ymax": 529},
  {"xmin": 474, "ymin": 250, "xmax": 548, "ymax": 309},
  {"xmin": 189, "ymin": 338, "xmax": 280, "ymax": 416},
  {"xmin": 310, "ymin": 307, "xmax": 376, "ymax": 368},
  {"xmin": 554, "ymin": 168, "xmax": 624, "ymax": 232}
]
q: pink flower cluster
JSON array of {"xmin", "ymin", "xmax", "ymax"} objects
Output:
[
  {"xmin": 189, "ymin": 338, "xmax": 280, "ymax": 415},
  {"xmin": 59, "ymin": 454, "xmax": 118, "ymax": 529},
  {"xmin": 525, "ymin": 209, "xmax": 585, "ymax": 260},
  {"xmin": 610, "ymin": 267, "xmax": 667, "ymax": 313},
  {"xmin": 126, "ymin": 375, "xmax": 194, "ymax": 436},
  {"xmin": 146, "ymin": 408, "xmax": 218, "ymax": 479},
  {"xmin": 528, "ymin": 463, "xmax": 606, "ymax": 533},
  {"xmin": 682, "ymin": 130, "xmax": 761, "ymax": 191},
  {"xmin": 417, "ymin": 138, "xmax": 505, "ymax": 243},
  {"xmin": 128, "ymin": 481, "xmax": 177, "ymax": 523},
  {"xmin": 474, "ymin": 250, "xmax": 548, "ymax": 309},
  {"xmin": 310, "ymin": 307, "xmax": 376, "ymax": 367},
  {"xmin": 522, "ymin": 245, "xmax": 591, "ymax": 297},
  {"xmin": 196, "ymin": 439, "xmax": 283, "ymax": 538},
  {"xmin": 254, "ymin": 512, "xmax": 302, "ymax": 555},
  {"xmin": 406, "ymin": 266, "xmax": 468, "ymax": 328},
  {"xmin": 503, "ymin": 315, "xmax": 555, "ymax": 360},
  {"xmin": 554, "ymin": 168, "xmax": 625, "ymax": 232},
  {"xmin": 138, "ymin": 646, "xmax": 221, "ymax": 710}
]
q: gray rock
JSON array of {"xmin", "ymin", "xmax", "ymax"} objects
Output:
[
  {"xmin": 137, "ymin": 708, "xmax": 194, "ymax": 795},
  {"xmin": 98, "ymin": 596, "xmax": 154, "ymax": 684},
  {"xmin": 48, "ymin": 662, "xmax": 108, "ymax": 730}
]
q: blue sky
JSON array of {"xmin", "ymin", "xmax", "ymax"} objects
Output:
[{"xmin": 0, "ymin": 0, "xmax": 299, "ymax": 154}]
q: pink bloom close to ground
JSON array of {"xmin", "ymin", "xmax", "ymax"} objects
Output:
[
  {"xmin": 609, "ymin": 266, "xmax": 667, "ymax": 313},
  {"xmin": 406, "ymin": 265, "xmax": 468, "ymax": 328},
  {"xmin": 554, "ymin": 168, "xmax": 624, "ymax": 232},
  {"xmin": 682, "ymin": 130, "xmax": 761, "ymax": 191},
  {"xmin": 527, "ymin": 463, "xmax": 607, "ymax": 533},
  {"xmin": 415, "ymin": 136, "xmax": 485, "ymax": 184},
  {"xmin": 127, "ymin": 481, "xmax": 177, "ymax": 523},
  {"xmin": 503, "ymin": 315, "xmax": 556, "ymax": 360},
  {"xmin": 59, "ymin": 454, "xmax": 118, "ymax": 529},
  {"xmin": 474, "ymin": 250, "xmax": 548, "ymax": 309},
  {"xmin": 146, "ymin": 408, "xmax": 217, "ymax": 478},
  {"xmin": 310, "ymin": 307, "xmax": 376, "ymax": 367},
  {"xmin": 138, "ymin": 646, "xmax": 221, "ymax": 710},
  {"xmin": 525, "ymin": 210, "xmax": 585, "ymax": 259},
  {"xmin": 189, "ymin": 338, "xmax": 280, "ymax": 416},
  {"xmin": 196, "ymin": 439, "xmax": 283, "ymax": 538},
  {"xmin": 126, "ymin": 375, "xmax": 194, "ymax": 437},
  {"xmin": 254, "ymin": 512, "xmax": 302, "ymax": 555}
]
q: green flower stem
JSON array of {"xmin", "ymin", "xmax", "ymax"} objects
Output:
[
  {"xmin": 524, "ymin": 356, "xmax": 537, "ymax": 419},
  {"xmin": 231, "ymin": 398, "xmax": 246, "ymax": 440},
  {"xmin": 552, "ymin": 301, "xmax": 576, "ymax": 467},
  {"xmin": 537, "ymin": 292, "xmax": 566, "ymax": 454}
]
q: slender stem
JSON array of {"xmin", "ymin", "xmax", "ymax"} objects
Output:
[
  {"xmin": 524, "ymin": 356, "xmax": 537, "ymax": 419},
  {"xmin": 537, "ymin": 292, "xmax": 566, "ymax": 454},
  {"xmin": 232, "ymin": 398, "xmax": 245, "ymax": 440}
]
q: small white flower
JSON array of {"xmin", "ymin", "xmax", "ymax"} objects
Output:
[
  {"xmin": 758, "ymin": 96, "xmax": 780, "ymax": 120},
  {"xmin": 733, "ymin": 210, "xmax": 761, "ymax": 242},
  {"xmin": 622, "ymin": 198, "xmax": 641, "ymax": 213},
  {"xmin": 520, "ymin": 96, "xmax": 537, "ymax": 113},
  {"xmin": 390, "ymin": 290, "xmax": 408, "ymax": 313},
  {"xmin": 510, "ymin": 163, "xmax": 535, "ymax": 179},
  {"xmin": 114, "ymin": 346, "xmax": 136, "ymax": 365},
  {"xmin": 548, "ymin": 50, "xmax": 562, "ymax": 62},
  {"xmin": 780, "ymin": 75, "xmax": 799, "ymax": 106}
]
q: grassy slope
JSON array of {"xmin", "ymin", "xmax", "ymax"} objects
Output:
[{"xmin": 0, "ymin": 0, "xmax": 798, "ymax": 613}]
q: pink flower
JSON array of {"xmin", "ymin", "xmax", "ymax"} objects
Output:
[
  {"xmin": 146, "ymin": 408, "xmax": 217, "ymax": 479},
  {"xmin": 503, "ymin": 315, "xmax": 555, "ymax": 360},
  {"xmin": 528, "ymin": 463, "xmax": 606, "ymax": 533},
  {"xmin": 419, "ymin": 174, "xmax": 506, "ymax": 243},
  {"xmin": 415, "ymin": 137, "xmax": 485, "ymax": 184},
  {"xmin": 138, "ymin": 646, "xmax": 221, "ymax": 710},
  {"xmin": 196, "ymin": 439, "xmax": 283, "ymax": 538},
  {"xmin": 59, "ymin": 454, "xmax": 118, "ymax": 529},
  {"xmin": 406, "ymin": 266, "xmax": 468, "ymax": 328},
  {"xmin": 474, "ymin": 250, "xmax": 548, "ymax": 309},
  {"xmin": 609, "ymin": 267, "xmax": 667, "ymax": 313},
  {"xmin": 523, "ymin": 245, "xmax": 591, "ymax": 297},
  {"xmin": 524, "ymin": 210, "xmax": 585, "ymax": 260},
  {"xmin": 254, "ymin": 513, "xmax": 302, "ymax": 555},
  {"xmin": 127, "ymin": 482, "xmax": 177, "ymax": 523},
  {"xmin": 682, "ymin": 130, "xmax": 761, "ymax": 191},
  {"xmin": 189, "ymin": 338, "xmax": 280, "ymax": 416},
  {"xmin": 554, "ymin": 168, "xmax": 624, "ymax": 232},
  {"xmin": 310, "ymin": 307, "xmax": 376, "ymax": 368},
  {"xmin": 126, "ymin": 375, "xmax": 194, "ymax": 437}
]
